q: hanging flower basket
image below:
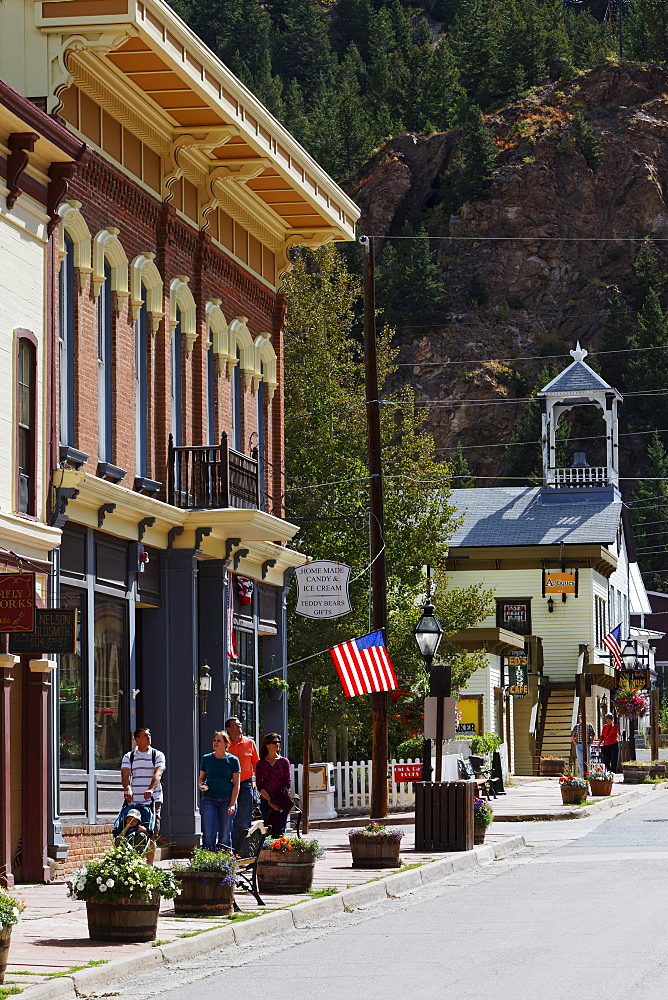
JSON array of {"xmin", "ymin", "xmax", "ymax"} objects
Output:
[{"xmin": 614, "ymin": 685, "xmax": 649, "ymax": 719}]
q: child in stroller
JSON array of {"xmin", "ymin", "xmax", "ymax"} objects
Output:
[{"xmin": 112, "ymin": 801, "xmax": 155, "ymax": 856}]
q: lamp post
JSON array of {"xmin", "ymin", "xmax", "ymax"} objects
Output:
[
  {"xmin": 414, "ymin": 599, "xmax": 444, "ymax": 783},
  {"xmin": 198, "ymin": 661, "xmax": 211, "ymax": 715},
  {"xmin": 621, "ymin": 638, "xmax": 650, "ymax": 761}
]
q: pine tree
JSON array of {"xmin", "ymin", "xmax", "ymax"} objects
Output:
[
  {"xmin": 450, "ymin": 103, "xmax": 498, "ymax": 206},
  {"xmin": 627, "ymin": 0, "xmax": 668, "ymax": 62},
  {"xmin": 376, "ymin": 223, "xmax": 447, "ymax": 327},
  {"xmin": 414, "ymin": 37, "xmax": 466, "ymax": 133},
  {"xmin": 631, "ymin": 433, "xmax": 668, "ymax": 592}
]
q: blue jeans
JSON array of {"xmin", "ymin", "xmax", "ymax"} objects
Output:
[
  {"xmin": 576, "ymin": 744, "xmax": 584, "ymax": 777},
  {"xmin": 232, "ymin": 780, "xmax": 254, "ymax": 852},
  {"xmin": 200, "ymin": 797, "xmax": 235, "ymax": 851}
]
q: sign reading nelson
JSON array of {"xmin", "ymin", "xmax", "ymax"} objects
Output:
[
  {"xmin": 0, "ymin": 573, "xmax": 36, "ymax": 632},
  {"xmin": 295, "ymin": 560, "xmax": 352, "ymax": 619}
]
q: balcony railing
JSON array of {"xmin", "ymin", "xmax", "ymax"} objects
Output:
[
  {"xmin": 167, "ymin": 433, "xmax": 260, "ymax": 510},
  {"xmin": 551, "ymin": 467, "xmax": 607, "ymax": 488}
]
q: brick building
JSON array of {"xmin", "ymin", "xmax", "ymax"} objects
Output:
[{"xmin": 1, "ymin": 0, "xmax": 357, "ymax": 878}]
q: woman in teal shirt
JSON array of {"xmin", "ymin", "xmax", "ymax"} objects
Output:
[{"xmin": 198, "ymin": 731, "xmax": 241, "ymax": 850}]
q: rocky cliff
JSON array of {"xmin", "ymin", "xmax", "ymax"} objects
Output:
[{"xmin": 354, "ymin": 63, "xmax": 668, "ymax": 480}]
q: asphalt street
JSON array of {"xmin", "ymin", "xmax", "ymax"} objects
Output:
[{"xmin": 113, "ymin": 790, "xmax": 668, "ymax": 1000}]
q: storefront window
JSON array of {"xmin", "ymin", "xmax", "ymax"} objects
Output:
[
  {"xmin": 59, "ymin": 586, "xmax": 86, "ymax": 769},
  {"xmin": 234, "ymin": 627, "xmax": 256, "ymax": 738},
  {"xmin": 94, "ymin": 595, "xmax": 127, "ymax": 768}
]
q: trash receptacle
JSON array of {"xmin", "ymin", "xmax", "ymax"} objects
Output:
[{"xmin": 414, "ymin": 781, "xmax": 474, "ymax": 852}]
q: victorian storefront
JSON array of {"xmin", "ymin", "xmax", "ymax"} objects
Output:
[{"xmin": 1, "ymin": 0, "xmax": 357, "ymax": 878}]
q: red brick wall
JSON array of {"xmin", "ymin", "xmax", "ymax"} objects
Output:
[
  {"xmin": 51, "ymin": 824, "xmax": 113, "ymax": 880},
  {"xmin": 60, "ymin": 152, "xmax": 285, "ymax": 509}
]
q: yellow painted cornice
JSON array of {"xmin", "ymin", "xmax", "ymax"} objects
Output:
[
  {"xmin": 53, "ymin": 470, "xmax": 304, "ymax": 584},
  {"xmin": 0, "ymin": 512, "xmax": 62, "ymax": 561},
  {"xmin": 447, "ymin": 627, "xmax": 526, "ymax": 655},
  {"xmin": 446, "ymin": 544, "xmax": 618, "ymax": 578}
]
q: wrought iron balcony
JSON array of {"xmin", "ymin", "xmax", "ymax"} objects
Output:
[{"xmin": 167, "ymin": 433, "xmax": 260, "ymax": 510}]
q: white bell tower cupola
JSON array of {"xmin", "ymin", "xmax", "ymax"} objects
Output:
[{"xmin": 537, "ymin": 343, "xmax": 622, "ymax": 489}]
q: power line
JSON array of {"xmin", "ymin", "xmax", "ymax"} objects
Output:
[
  {"xmin": 395, "ymin": 344, "xmax": 668, "ymax": 365},
  {"xmin": 369, "ymin": 234, "xmax": 668, "ymax": 242}
]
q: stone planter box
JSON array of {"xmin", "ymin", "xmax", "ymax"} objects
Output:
[
  {"xmin": 560, "ymin": 784, "xmax": 587, "ymax": 805},
  {"xmin": 86, "ymin": 893, "xmax": 160, "ymax": 942},
  {"xmin": 349, "ymin": 834, "xmax": 402, "ymax": 869},
  {"xmin": 0, "ymin": 927, "xmax": 11, "ymax": 984},
  {"xmin": 589, "ymin": 780, "xmax": 613, "ymax": 796},
  {"xmin": 257, "ymin": 849, "xmax": 316, "ymax": 893},
  {"xmin": 540, "ymin": 758, "xmax": 566, "ymax": 777},
  {"xmin": 173, "ymin": 870, "xmax": 234, "ymax": 915}
]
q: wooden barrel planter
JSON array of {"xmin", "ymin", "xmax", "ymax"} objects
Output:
[
  {"xmin": 86, "ymin": 893, "xmax": 160, "ymax": 942},
  {"xmin": 622, "ymin": 766, "xmax": 650, "ymax": 784},
  {"xmin": 0, "ymin": 927, "xmax": 12, "ymax": 984},
  {"xmin": 173, "ymin": 872, "xmax": 234, "ymax": 915},
  {"xmin": 589, "ymin": 780, "xmax": 613, "ymax": 796},
  {"xmin": 560, "ymin": 785, "xmax": 587, "ymax": 805},
  {"xmin": 540, "ymin": 758, "xmax": 565, "ymax": 777},
  {"xmin": 648, "ymin": 764, "xmax": 667, "ymax": 779},
  {"xmin": 349, "ymin": 835, "xmax": 402, "ymax": 869},
  {"xmin": 473, "ymin": 827, "xmax": 486, "ymax": 845},
  {"xmin": 257, "ymin": 849, "xmax": 316, "ymax": 893}
]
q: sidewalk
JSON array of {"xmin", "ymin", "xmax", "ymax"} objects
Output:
[{"xmin": 1, "ymin": 775, "xmax": 657, "ymax": 998}]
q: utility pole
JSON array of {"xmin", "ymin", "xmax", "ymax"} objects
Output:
[{"xmin": 361, "ymin": 235, "xmax": 388, "ymax": 819}]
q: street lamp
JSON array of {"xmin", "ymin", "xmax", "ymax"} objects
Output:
[
  {"xmin": 229, "ymin": 668, "xmax": 241, "ymax": 717},
  {"xmin": 414, "ymin": 600, "xmax": 444, "ymax": 783}
]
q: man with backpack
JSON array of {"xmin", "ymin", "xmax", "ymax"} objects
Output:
[{"xmin": 121, "ymin": 727, "xmax": 165, "ymax": 864}]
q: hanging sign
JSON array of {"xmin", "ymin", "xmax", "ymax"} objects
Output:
[
  {"xmin": 0, "ymin": 573, "xmax": 35, "ymax": 632},
  {"xmin": 508, "ymin": 653, "xmax": 529, "ymax": 698},
  {"xmin": 9, "ymin": 608, "xmax": 77, "ymax": 654},
  {"xmin": 295, "ymin": 560, "xmax": 352, "ymax": 619},
  {"xmin": 616, "ymin": 667, "xmax": 650, "ymax": 690},
  {"xmin": 543, "ymin": 569, "xmax": 578, "ymax": 596}
]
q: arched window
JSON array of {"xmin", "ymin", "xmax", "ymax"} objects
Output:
[
  {"xmin": 232, "ymin": 346, "xmax": 242, "ymax": 452},
  {"xmin": 98, "ymin": 259, "xmax": 113, "ymax": 462},
  {"xmin": 17, "ymin": 333, "xmax": 37, "ymax": 516},
  {"xmin": 256, "ymin": 379, "xmax": 265, "ymax": 511},
  {"xmin": 171, "ymin": 306, "xmax": 183, "ymax": 445},
  {"xmin": 207, "ymin": 341, "xmax": 216, "ymax": 442},
  {"xmin": 59, "ymin": 231, "xmax": 76, "ymax": 446},
  {"xmin": 136, "ymin": 285, "xmax": 149, "ymax": 477}
]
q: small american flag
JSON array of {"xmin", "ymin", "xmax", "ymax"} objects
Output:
[
  {"xmin": 330, "ymin": 630, "xmax": 398, "ymax": 697},
  {"xmin": 602, "ymin": 624, "xmax": 622, "ymax": 669}
]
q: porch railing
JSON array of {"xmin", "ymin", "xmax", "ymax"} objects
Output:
[{"xmin": 167, "ymin": 432, "xmax": 260, "ymax": 510}]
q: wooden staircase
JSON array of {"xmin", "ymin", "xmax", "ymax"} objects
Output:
[{"xmin": 534, "ymin": 685, "xmax": 575, "ymax": 774}]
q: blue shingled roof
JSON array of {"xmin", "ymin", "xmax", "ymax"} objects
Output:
[
  {"xmin": 448, "ymin": 487, "xmax": 622, "ymax": 548},
  {"xmin": 539, "ymin": 360, "xmax": 612, "ymax": 395}
]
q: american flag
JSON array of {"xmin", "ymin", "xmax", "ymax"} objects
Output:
[
  {"xmin": 329, "ymin": 630, "xmax": 398, "ymax": 697},
  {"xmin": 602, "ymin": 624, "xmax": 622, "ymax": 669}
]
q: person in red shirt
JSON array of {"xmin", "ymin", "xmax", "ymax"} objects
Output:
[
  {"xmin": 225, "ymin": 716, "xmax": 259, "ymax": 851},
  {"xmin": 600, "ymin": 712, "xmax": 620, "ymax": 774}
]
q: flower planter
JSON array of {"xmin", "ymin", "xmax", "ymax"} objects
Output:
[
  {"xmin": 560, "ymin": 784, "xmax": 587, "ymax": 805},
  {"xmin": 173, "ymin": 871, "xmax": 235, "ymax": 915},
  {"xmin": 263, "ymin": 688, "xmax": 284, "ymax": 702},
  {"xmin": 349, "ymin": 835, "xmax": 402, "ymax": 869},
  {"xmin": 257, "ymin": 849, "xmax": 316, "ymax": 893},
  {"xmin": 622, "ymin": 766, "xmax": 650, "ymax": 784},
  {"xmin": 473, "ymin": 826, "xmax": 486, "ymax": 845},
  {"xmin": 648, "ymin": 764, "xmax": 668, "ymax": 779},
  {"xmin": 0, "ymin": 927, "xmax": 11, "ymax": 984},
  {"xmin": 589, "ymin": 780, "xmax": 613, "ymax": 797},
  {"xmin": 86, "ymin": 893, "xmax": 160, "ymax": 942},
  {"xmin": 540, "ymin": 758, "xmax": 565, "ymax": 777}
]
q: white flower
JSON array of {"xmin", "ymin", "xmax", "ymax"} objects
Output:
[
  {"xmin": 12, "ymin": 908, "xmax": 19, "ymax": 919},
  {"xmin": 106, "ymin": 879, "xmax": 114, "ymax": 888},
  {"xmin": 99, "ymin": 884, "xmax": 107, "ymax": 893},
  {"xmin": 96, "ymin": 877, "xmax": 102, "ymax": 884}
]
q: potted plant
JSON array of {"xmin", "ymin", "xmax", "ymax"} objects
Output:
[
  {"xmin": 0, "ymin": 887, "xmax": 25, "ymax": 984},
  {"xmin": 622, "ymin": 760, "xmax": 651, "ymax": 783},
  {"xmin": 68, "ymin": 839, "xmax": 179, "ymax": 942},
  {"xmin": 540, "ymin": 755, "xmax": 566, "ymax": 777},
  {"xmin": 473, "ymin": 797, "xmax": 494, "ymax": 844},
  {"xmin": 586, "ymin": 765, "xmax": 614, "ymax": 796},
  {"xmin": 614, "ymin": 685, "xmax": 649, "ymax": 721},
  {"xmin": 259, "ymin": 676, "xmax": 289, "ymax": 702},
  {"xmin": 559, "ymin": 770, "xmax": 588, "ymax": 804},
  {"xmin": 348, "ymin": 822, "xmax": 404, "ymax": 868},
  {"xmin": 257, "ymin": 836, "xmax": 324, "ymax": 893},
  {"xmin": 173, "ymin": 848, "xmax": 236, "ymax": 915}
]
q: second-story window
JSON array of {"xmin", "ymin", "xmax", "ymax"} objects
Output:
[
  {"xmin": 98, "ymin": 259, "xmax": 113, "ymax": 462},
  {"xmin": 59, "ymin": 231, "xmax": 76, "ymax": 446},
  {"xmin": 595, "ymin": 595, "xmax": 607, "ymax": 647},
  {"xmin": 232, "ymin": 347, "xmax": 242, "ymax": 452},
  {"xmin": 171, "ymin": 307, "xmax": 183, "ymax": 445},
  {"xmin": 207, "ymin": 341, "xmax": 216, "ymax": 442},
  {"xmin": 256, "ymin": 380, "xmax": 265, "ymax": 510},
  {"xmin": 136, "ymin": 285, "xmax": 149, "ymax": 477},
  {"xmin": 17, "ymin": 336, "xmax": 36, "ymax": 516}
]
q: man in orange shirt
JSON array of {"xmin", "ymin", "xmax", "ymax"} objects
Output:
[{"xmin": 225, "ymin": 716, "xmax": 259, "ymax": 851}]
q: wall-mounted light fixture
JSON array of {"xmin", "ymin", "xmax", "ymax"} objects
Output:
[
  {"xmin": 198, "ymin": 661, "xmax": 211, "ymax": 715},
  {"xmin": 547, "ymin": 597, "xmax": 554, "ymax": 613},
  {"xmin": 229, "ymin": 669, "xmax": 241, "ymax": 714}
]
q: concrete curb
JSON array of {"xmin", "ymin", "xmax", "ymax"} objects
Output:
[{"xmin": 17, "ymin": 836, "xmax": 526, "ymax": 999}]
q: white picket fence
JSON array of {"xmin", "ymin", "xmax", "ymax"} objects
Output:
[{"xmin": 290, "ymin": 759, "xmax": 424, "ymax": 813}]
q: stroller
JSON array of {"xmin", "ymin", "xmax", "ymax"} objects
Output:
[{"xmin": 112, "ymin": 801, "xmax": 156, "ymax": 856}]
